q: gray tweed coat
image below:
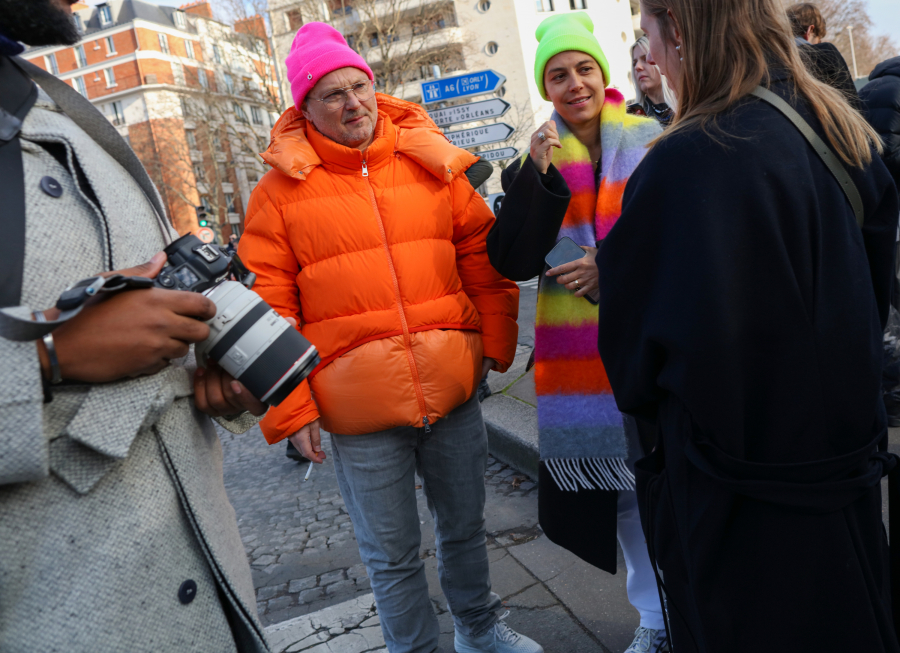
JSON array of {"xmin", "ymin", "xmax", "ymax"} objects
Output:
[{"xmin": 0, "ymin": 88, "xmax": 268, "ymax": 652}]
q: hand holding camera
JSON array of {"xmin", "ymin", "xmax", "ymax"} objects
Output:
[{"xmin": 37, "ymin": 252, "xmax": 216, "ymax": 383}]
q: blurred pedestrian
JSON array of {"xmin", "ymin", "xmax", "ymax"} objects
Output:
[
  {"xmin": 238, "ymin": 22, "xmax": 536, "ymax": 653},
  {"xmin": 861, "ymin": 56, "xmax": 900, "ymax": 194},
  {"xmin": 225, "ymin": 233, "xmax": 239, "ymax": 256},
  {"xmin": 628, "ymin": 36, "xmax": 677, "ymax": 126},
  {"xmin": 786, "ymin": 2, "xmax": 861, "ymax": 107},
  {"xmin": 598, "ymin": 0, "xmax": 899, "ymax": 651},
  {"xmin": 0, "ymin": 2, "xmax": 269, "ymax": 651},
  {"xmin": 487, "ymin": 13, "xmax": 667, "ymax": 653}
]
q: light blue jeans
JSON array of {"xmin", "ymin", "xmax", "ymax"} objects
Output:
[{"xmin": 331, "ymin": 395, "xmax": 502, "ymax": 653}]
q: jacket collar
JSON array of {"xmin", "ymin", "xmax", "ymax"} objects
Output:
[{"xmin": 262, "ymin": 93, "xmax": 477, "ymax": 183}]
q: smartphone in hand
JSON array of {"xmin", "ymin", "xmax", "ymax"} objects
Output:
[{"xmin": 545, "ymin": 237, "xmax": 600, "ymax": 305}]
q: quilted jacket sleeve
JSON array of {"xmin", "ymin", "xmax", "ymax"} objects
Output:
[
  {"xmin": 238, "ymin": 183, "xmax": 320, "ymax": 444},
  {"xmin": 450, "ymin": 177, "xmax": 520, "ymax": 373},
  {"xmin": 0, "ymin": 306, "xmax": 48, "ymax": 486}
]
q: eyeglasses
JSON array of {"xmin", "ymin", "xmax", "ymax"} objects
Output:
[{"xmin": 314, "ymin": 80, "xmax": 376, "ymax": 111}]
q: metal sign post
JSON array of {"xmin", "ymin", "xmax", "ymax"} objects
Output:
[
  {"xmin": 427, "ymin": 99, "xmax": 511, "ymax": 128},
  {"xmin": 421, "ymin": 70, "xmax": 506, "ymax": 104},
  {"xmin": 445, "ymin": 123, "xmax": 514, "ymax": 149}
]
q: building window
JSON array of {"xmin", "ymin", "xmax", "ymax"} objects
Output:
[
  {"xmin": 329, "ymin": 0, "xmax": 353, "ymax": 15},
  {"xmin": 44, "ymin": 54, "xmax": 59, "ymax": 75},
  {"xmin": 194, "ymin": 163, "xmax": 205, "ymax": 181},
  {"xmin": 258, "ymin": 136, "xmax": 267, "ymax": 152},
  {"xmin": 185, "ymin": 40, "xmax": 195, "ymax": 60},
  {"xmin": 180, "ymin": 96, "xmax": 190, "ymax": 116},
  {"xmin": 104, "ymin": 67, "xmax": 116, "ymax": 87},
  {"xmin": 73, "ymin": 76, "xmax": 88, "ymax": 97},
  {"xmin": 186, "ymin": 130, "xmax": 197, "ymax": 148},
  {"xmin": 569, "ymin": 0, "xmax": 586, "ymax": 7},
  {"xmin": 196, "ymin": 67, "xmax": 208, "ymax": 89},
  {"xmin": 268, "ymin": 112, "xmax": 276, "ymax": 128},
  {"xmin": 287, "ymin": 9, "xmax": 303, "ymax": 31},
  {"xmin": 108, "ymin": 100, "xmax": 124, "ymax": 125},
  {"xmin": 74, "ymin": 13, "xmax": 84, "ymax": 33},
  {"xmin": 174, "ymin": 10, "xmax": 186, "ymax": 29},
  {"xmin": 158, "ymin": 33, "xmax": 170, "ymax": 54},
  {"xmin": 225, "ymin": 193, "xmax": 235, "ymax": 213},
  {"xmin": 99, "ymin": 4, "xmax": 113, "ymax": 26},
  {"xmin": 213, "ymin": 133, "xmax": 221, "ymax": 150},
  {"xmin": 233, "ymin": 102, "xmax": 247, "ymax": 122},
  {"xmin": 105, "ymin": 36, "xmax": 116, "ymax": 55},
  {"xmin": 200, "ymin": 196, "xmax": 212, "ymax": 211},
  {"xmin": 250, "ymin": 105, "xmax": 263, "ymax": 125},
  {"xmin": 536, "ymin": 0, "xmax": 554, "ymax": 11},
  {"xmin": 212, "ymin": 44, "xmax": 222, "ymax": 64},
  {"xmin": 74, "ymin": 45, "xmax": 87, "ymax": 68},
  {"xmin": 172, "ymin": 62, "xmax": 185, "ymax": 85},
  {"xmin": 224, "ymin": 72, "xmax": 235, "ymax": 95}
]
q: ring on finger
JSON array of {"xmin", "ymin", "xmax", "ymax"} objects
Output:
[
  {"xmin": 575, "ymin": 279, "xmax": 581, "ymax": 290},
  {"xmin": 538, "ymin": 132, "xmax": 546, "ymax": 142}
]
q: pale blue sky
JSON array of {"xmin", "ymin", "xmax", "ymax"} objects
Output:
[{"xmin": 86, "ymin": 0, "xmax": 900, "ymax": 52}]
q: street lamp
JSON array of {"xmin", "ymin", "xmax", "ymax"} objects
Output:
[{"xmin": 845, "ymin": 24, "xmax": 859, "ymax": 79}]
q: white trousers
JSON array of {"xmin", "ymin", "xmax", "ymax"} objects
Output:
[{"xmin": 616, "ymin": 488, "xmax": 665, "ymax": 631}]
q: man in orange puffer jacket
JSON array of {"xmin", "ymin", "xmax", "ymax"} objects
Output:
[{"xmin": 239, "ymin": 23, "xmax": 541, "ymax": 653}]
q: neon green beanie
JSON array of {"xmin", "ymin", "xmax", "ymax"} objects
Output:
[{"xmin": 534, "ymin": 12, "xmax": 610, "ymax": 100}]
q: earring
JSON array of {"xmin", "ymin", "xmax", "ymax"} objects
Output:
[{"xmin": 675, "ymin": 44, "xmax": 682, "ymax": 61}]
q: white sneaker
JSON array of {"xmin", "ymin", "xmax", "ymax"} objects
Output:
[
  {"xmin": 623, "ymin": 626, "xmax": 669, "ymax": 653},
  {"xmin": 454, "ymin": 612, "xmax": 544, "ymax": 653}
]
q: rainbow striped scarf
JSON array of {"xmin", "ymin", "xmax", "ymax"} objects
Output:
[{"xmin": 535, "ymin": 88, "xmax": 661, "ymax": 492}]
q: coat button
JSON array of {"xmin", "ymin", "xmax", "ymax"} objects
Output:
[
  {"xmin": 178, "ymin": 579, "xmax": 198, "ymax": 604},
  {"xmin": 40, "ymin": 176, "xmax": 63, "ymax": 198}
]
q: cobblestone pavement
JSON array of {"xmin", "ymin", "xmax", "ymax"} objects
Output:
[{"xmin": 222, "ymin": 422, "xmax": 639, "ymax": 653}]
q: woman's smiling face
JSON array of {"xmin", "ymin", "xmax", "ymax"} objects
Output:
[{"xmin": 543, "ymin": 51, "xmax": 605, "ymax": 126}]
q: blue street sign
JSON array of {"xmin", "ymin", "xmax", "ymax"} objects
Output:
[{"xmin": 421, "ymin": 70, "xmax": 507, "ymax": 104}]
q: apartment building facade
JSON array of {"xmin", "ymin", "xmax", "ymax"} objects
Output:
[
  {"xmin": 267, "ymin": 0, "xmax": 640, "ymax": 194},
  {"xmin": 25, "ymin": 0, "xmax": 280, "ymax": 238}
]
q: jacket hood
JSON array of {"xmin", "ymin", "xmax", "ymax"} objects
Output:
[
  {"xmin": 261, "ymin": 93, "xmax": 477, "ymax": 184},
  {"xmin": 870, "ymin": 56, "xmax": 900, "ymax": 80}
]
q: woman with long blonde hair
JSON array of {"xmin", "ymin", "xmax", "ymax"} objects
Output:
[
  {"xmin": 628, "ymin": 36, "xmax": 677, "ymax": 125},
  {"xmin": 595, "ymin": 0, "xmax": 900, "ymax": 651}
]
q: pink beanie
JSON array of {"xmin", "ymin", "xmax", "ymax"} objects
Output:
[{"xmin": 285, "ymin": 23, "xmax": 374, "ymax": 109}]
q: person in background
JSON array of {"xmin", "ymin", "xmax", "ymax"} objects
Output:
[
  {"xmin": 786, "ymin": 2, "xmax": 861, "ymax": 107},
  {"xmin": 628, "ymin": 35, "xmax": 677, "ymax": 126},
  {"xmin": 860, "ymin": 56, "xmax": 900, "ymax": 425},
  {"xmin": 238, "ymin": 22, "xmax": 537, "ymax": 653},
  {"xmin": 598, "ymin": 0, "xmax": 898, "ymax": 649},
  {"xmin": 861, "ymin": 56, "xmax": 900, "ymax": 195},
  {"xmin": 0, "ymin": 0, "xmax": 269, "ymax": 650},
  {"xmin": 487, "ymin": 13, "xmax": 667, "ymax": 653}
]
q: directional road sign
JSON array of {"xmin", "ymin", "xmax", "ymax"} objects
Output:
[
  {"xmin": 445, "ymin": 123, "xmax": 514, "ymax": 149},
  {"xmin": 427, "ymin": 98, "xmax": 511, "ymax": 128},
  {"xmin": 421, "ymin": 70, "xmax": 506, "ymax": 104},
  {"xmin": 477, "ymin": 147, "xmax": 519, "ymax": 163}
]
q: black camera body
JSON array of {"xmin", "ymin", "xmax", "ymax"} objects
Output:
[
  {"xmin": 156, "ymin": 234, "xmax": 319, "ymax": 406},
  {"xmin": 154, "ymin": 238, "xmax": 233, "ymax": 292}
]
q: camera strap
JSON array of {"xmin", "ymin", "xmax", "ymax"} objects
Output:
[{"xmin": 0, "ymin": 274, "xmax": 154, "ymax": 342}]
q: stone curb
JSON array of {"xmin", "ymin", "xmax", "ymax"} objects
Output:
[
  {"xmin": 483, "ymin": 395, "xmax": 539, "ymax": 481},
  {"xmin": 482, "ymin": 347, "xmax": 539, "ymax": 481}
]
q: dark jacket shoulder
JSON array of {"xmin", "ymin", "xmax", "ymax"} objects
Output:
[
  {"xmin": 860, "ymin": 56, "xmax": 900, "ymax": 184},
  {"xmin": 800, "ymin": 41, "xmax": 861, "ymax": 108}
]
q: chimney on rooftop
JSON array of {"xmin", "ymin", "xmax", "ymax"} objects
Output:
[{"xmin": 180, "ymin": 1, "xmax": 213, "ymax": 19}]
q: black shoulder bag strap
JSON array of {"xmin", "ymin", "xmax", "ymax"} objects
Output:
[
  {"xmin": 750, "ymin": 86, "xmax": 864, "ymax": 228},
  {"xmin": 12, "ymin": 56, "xmax": 172, "ymax": 241},
  {"xmin": 0, "ymin": 56, "xmax": 38, "ymax": 308}
]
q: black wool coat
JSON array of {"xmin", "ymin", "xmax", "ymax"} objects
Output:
[
  {"xmin": 487, "ymin": 156, "xmax": 624, "ymax": 574},
  {"xmin": 597, "ymin": 72, "xmax": 900, "ymax": 653},
  {"xmin": 800, "ymin": 41, "xmax": 862, "ymax": 110}
]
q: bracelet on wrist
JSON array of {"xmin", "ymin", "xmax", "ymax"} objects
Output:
[{"xmin": 32, "ymin": 311, "xmax": 62, "ymax": 385}]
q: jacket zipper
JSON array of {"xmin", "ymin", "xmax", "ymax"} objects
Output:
[{"xmin": 361, "ymin": 158, "xmax": 431, "ymax": 433}]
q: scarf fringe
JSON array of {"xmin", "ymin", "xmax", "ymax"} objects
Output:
[{"xmin": 545, "ymin": 457, "xmax": 636, "ymax": 492}]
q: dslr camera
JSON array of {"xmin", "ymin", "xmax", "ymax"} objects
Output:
[{"xmin": 155, "ymin": 234, "xmax": 319, "ymax": 406}]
